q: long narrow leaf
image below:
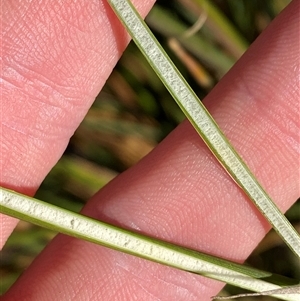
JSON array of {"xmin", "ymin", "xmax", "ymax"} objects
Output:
[
  {"xmin": 0, "ymin": 187, "xmax": 299, "ymax": 301},
  {"xmin": 212, "ymin": 285, "xmax": 300, "ymax": 300},
  {"xmin": 107, "ymin": 0, "xmax": 300, "ymax": 258}
]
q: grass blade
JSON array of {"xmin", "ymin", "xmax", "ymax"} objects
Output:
[
  {"xmin": 107, "ymin": 0, "xmax": 300, "ymax": 258},
  {"xmin": 146, "ymin": 5, "xmax": 235, "ymax": 77},
  {"xmin": 212, "ymin": 285, "xmax": 300, "ymax": 300},
  {"xmin": 0, "ymin": 187, "xmax": 299, "ymax": 301},
  {"xmin": 179, "ymin": 0, "xmax": 248, "ymax": 59}
]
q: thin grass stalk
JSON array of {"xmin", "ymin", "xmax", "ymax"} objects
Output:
[
  {"xmin": 107, "ymin": 0, "xmax": 300, "ymax": 258},
  {"xmin": 0, "ymin": 187, "xmax": 299, "ymax": 301}
]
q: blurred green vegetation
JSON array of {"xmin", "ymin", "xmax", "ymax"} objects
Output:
[{"xmin": 1, "ymin": 0, "xmax": 298, "ymax": 299}]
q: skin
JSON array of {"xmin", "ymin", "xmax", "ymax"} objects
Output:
[{"xmin": 1, "ymin": 0, "xmax": 299, "ymax": 300}]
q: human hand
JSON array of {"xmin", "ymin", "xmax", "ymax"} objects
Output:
[{"xmin": 1, "ymin": 1, "xmax": 299, "ymax": 300}]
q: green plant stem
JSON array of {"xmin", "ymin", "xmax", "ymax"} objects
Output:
[
  {"xmin": 107, "ymin": 0, "xmax": 300, "ymax": 258},
  {"xmin": 0, "ymin": 187, "xmax": 299, "ymax": 301}
]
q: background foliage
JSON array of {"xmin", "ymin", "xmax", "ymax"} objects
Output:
[{"xmin": 1, "ymin": 0, "xmax": 299, "ymax": 299}]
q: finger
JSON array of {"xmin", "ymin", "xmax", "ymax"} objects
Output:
[
  {"xmin": 0, "ymin": 0, "xmax": 156, "ymax": 247},
  {"xmin": 4, "ymin": 1, "xmax": 300, "ymax": 301}
]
